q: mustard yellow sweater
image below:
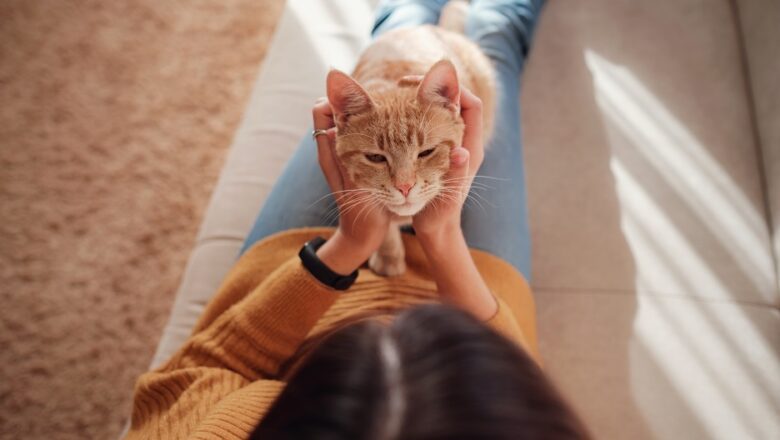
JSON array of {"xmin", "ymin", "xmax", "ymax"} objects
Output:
[{"xmin": 126, "ymin": 227, "xmax": 538, "ymax": 439}]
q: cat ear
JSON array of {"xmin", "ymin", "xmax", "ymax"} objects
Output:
[
  {"xmin": 417, "ymin": 59, "xmax": 460, "ymax": 112},
  {"xmin": 326, "ymin": 69, "xmax": 374, "ymax": 124}
]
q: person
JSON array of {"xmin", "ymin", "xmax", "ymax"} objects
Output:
[{"xmin": 125, "ymin": 0, "xmax": 590, "ymax": 438}]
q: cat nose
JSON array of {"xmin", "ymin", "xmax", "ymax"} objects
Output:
[{"xmin": 395, "ymin": 182, "xmax": 415, "ymax": 197}]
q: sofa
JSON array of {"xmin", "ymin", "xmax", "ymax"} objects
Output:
[{"xmin": 147, "ymin": 1, "xmax": 780, "ymax": 438}]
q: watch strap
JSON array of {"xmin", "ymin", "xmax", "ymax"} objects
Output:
[{"xmin": 298, "ymin": 236, "xmax": 358, "ymax": 291}]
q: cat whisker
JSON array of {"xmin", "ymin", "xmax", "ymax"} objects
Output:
[
  {"xmin": 420, "ymin": 106, "xmax": 454, "ymax": 135},
  {"xmin": 355, "ymin": 198, "xmax": 380, "ymax": 226},
  {"xmin": 440, "ymin": 184, "xmax": 474, "ymax": 194},
  {"xmin": 334, "ymin": 194, "xmax": 378, "ymax": 210},
  {"xmin": 352, "ymin": 197, "xmax": 385, "ymax": 233},
  {"xmin": 423, "ymin": 186, "xmax": 493, "ymax": 212},
  {"xmin": 440, "ymin": 176, "xmax": 502, "ymax": 186},
  {"xmin": 427, "ymin": 196, "xmax": 441, "ymax": 215},
  {"xmin": 437, "ymin": 180, "xmax": 493, "ymax": 192},
  {"xmin": 446, "ymin": 182, "xmax": 492, "ymax": 191},
  {"xmin": 427, "ymin": 190, "xmax": 462, "ymax": 203},
  {"xmin": 440, "ymin": 184, "xmax": 492, "ymax": 200},
  {"xmin": 337, "ymin": 195, "xmax": 377, "ymax": 217},
  {"xmin": 419, "ymin": 103, "xmax": 434, "ymax": 137},
  {"xmin": 306, "ymin": 188, "xmax": 375, "ymax": 210},
  {"xmin": 324, "ymin": 193, "xmax": 376, "ymax": 224},
  {"xmin": 439, "ymin": 176, "xmax": 507, "ymax": 187},
  {"xmin": 423, "ymin": 123, "xmax": 456, "ymax": 137},
  {"xmin": 434, "ymin": 187, "xmax": 487, "ymax": 212},
  {"xmin": 464, "ymin": 189, "xmax": 496, "ymax": 209},
  {"xmin": 472, "ymin": 174, "xmax": 512, "ymax": 182},
  {"xmin": 465, "ymin": 192, "xmax": 489, "ymax": 213},
  {"xmin": 473, "ymin": 175, "xmax": 510, "ymax": 181}
]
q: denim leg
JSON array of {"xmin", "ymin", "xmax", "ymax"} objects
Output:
[
  {"xmin": 240, "ymin": 0, "xmax": 448, "ymax": 254},
  {"xmin": 372, "ymin": 0, "xmax": 449, "ymax": 37},
  {"xmin": 459, "ymin": 0, "xmax": 545, "ymax": 280},
  {"xmin": 466, "ymin": 0, "xmax": 544, "ymax": 74},
  {"xmin": 240, "ymin": 134, "xmax": 336, "ymax": 254}
]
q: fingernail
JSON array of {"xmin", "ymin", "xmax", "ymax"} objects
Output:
[{"xmin": 451, "ymin": 147, "xmax": 468, "ymax": 166}]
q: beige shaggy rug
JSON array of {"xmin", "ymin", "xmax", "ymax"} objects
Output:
[{"xmin": 0, "ymin": 1, "xmax": 284, "ymax": 438}]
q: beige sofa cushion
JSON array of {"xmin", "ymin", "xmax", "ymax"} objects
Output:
[
  {"xmin": 737, "ymin": 0, "xmax": 780, "ymax": 298},
  {"xmin": 150, "ymin": 0, "xmax": 780, "ymax": 438},
  {"xmin": 524, "ymin": 1, "xmax": 779, "ymax": 438}
]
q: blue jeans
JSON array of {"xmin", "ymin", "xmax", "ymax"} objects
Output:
[{"xmin": 241, "ymin": 0, "xmax": 544, "ymax": 280}]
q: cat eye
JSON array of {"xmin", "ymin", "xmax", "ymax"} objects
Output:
[
  {"xmin": 365, "ymin": 153, "xmax": 387, "ymax": 163},
  {"xmin": 418, "ymin": 147, "xmax": 436, "ymax": 159}
]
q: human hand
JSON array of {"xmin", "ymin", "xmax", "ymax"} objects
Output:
[
  {"xmin": 407, "ymin": 86, "xmax": 495, "ymax": 318},
  {"xmin": 312, "ymin": 97, "xmax": 391, "ymax": 274},
  {"xmin": 412, "ymin": 86, "xmax": 485, "ymax": 240}
]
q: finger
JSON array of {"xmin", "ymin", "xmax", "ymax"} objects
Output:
[
  {"xmin": 315, "ymin": 131, "xmax": 344, "ymax": 193},
  {"xmin": 326, "ymin": 127, "xmax": 336, "ymax": 144},
  {"xmin": 448, "ymin": 147, "xmax": 470, "ymax": 177},
  {"xmin": 329, "ymin": 138, "xmax": 356, "ymax": 191},
  {"xmin": 317, "ymin": 124, "xmax": 355, "ymax": 191},
  {"xmin": 459, "ymin": 87, "xmax": 484, "ymax": 175},
  {"xmin": 312, "ymin": 101, "xmax": 343, "ymax": 192},
  {"xmin": 312, "ymin": 97, "xmax": 335, "ymax": 130},
  {"xmin": 446, "ymin": 147, "xmax": 471, "ymax": 202}
]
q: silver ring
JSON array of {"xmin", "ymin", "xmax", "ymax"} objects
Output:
[{"xmin": 312, "ymin": 129, "xmax": 329, "ymax": 140}]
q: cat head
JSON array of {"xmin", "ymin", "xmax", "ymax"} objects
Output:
[{"xmin": 326, "ymin": 59, "xmax": 464, "ymax": 217}]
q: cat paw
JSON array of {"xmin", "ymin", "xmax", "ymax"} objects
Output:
[{"xmin": 368, "ymin": 251, "xmax": 406, "ymax": 277}]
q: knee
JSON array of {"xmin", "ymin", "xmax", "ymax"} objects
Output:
[
  {"xmin": 465, "ymin": 0, "xmax": 543, "ymax": 61},
  {"xmin": 372, "ymin": 0, "xmax": 451, "ymax": 37},
  {"xmin": 375, "ymin": 0, "xmax": 450, "ymax": 18}
]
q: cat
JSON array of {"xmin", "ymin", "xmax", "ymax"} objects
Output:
[{"xmin": 326, "ymin": 15, "xmax": 496, "ymax": 277}]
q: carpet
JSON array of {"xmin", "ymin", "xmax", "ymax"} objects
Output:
[{"xmin": 0, "ymin": 1, "xmax": 284, "ymax": 438}]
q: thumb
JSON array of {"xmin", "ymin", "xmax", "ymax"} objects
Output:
[
  {"xmin": 448, "ymin": 147, "xmax": 470, "ymax": 179},
  {"xmin": 446, "ymin": 147, "xmax": 471, "ymax": 201}
]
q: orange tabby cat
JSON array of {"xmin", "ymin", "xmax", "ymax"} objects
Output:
[{"xmin": 326, "ymin": 22, "xmax": 495, "ymax": 276}]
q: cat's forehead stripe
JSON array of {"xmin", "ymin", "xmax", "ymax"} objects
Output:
[
  {"xmin": 379, "ymin": 119, "xmax": 418, "ymax": 149},
  {"xmin": 405, "ymin": 123, "xmax": 414, "ymax": 145},
  {"xmin": 391, "ymin": 126, "xmax": 407, "ymax": 148}
]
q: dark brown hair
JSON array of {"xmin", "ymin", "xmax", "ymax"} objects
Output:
[{"xmin": 251, "ymin": 303, "xmax": 589, "ymax": 439}]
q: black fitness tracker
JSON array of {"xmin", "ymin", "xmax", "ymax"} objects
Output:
[{"xmin": 298, "ymin": 236, "xmax": 358, "ymax": 291}]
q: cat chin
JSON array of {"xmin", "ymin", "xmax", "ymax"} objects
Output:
[{"xmin": 385, "ymin": 201, "xmax": 425, "ymax": 217}]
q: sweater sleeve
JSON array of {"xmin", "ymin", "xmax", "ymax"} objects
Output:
[
  {"xmin": 157, "ymin": 256, "xmax": 341, "ymax": 380},
  {"xmin": 126, "ymin": 256, "xmax": 337, "ymax": 439}
]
